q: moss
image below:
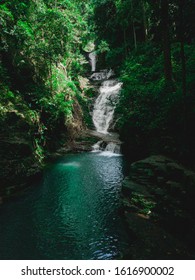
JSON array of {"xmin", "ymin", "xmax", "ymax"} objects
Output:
[{"xmin": 130, "ymin": 192, "xmax": 156, "ymax": 215}]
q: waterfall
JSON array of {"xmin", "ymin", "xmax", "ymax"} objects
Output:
[
  {"xmin": 92, "ymin": 79, "xmax": 122, "ymax": 134},
  {"xmin": 90, "ymin": 69, "xmax": 114, "ymax": 81},
  {"xmin": 89, "ymin": 52, "xmax": 96, "ymax": 72},
  {"xmin": 105, "ymin": 142, "xmax": 120, "ymax": 154},
  {"xmin": 92, "ymin": 141, "xmax": 121, "ymax": 157},
  {"xmin": 89, "ymin": 61, "xmax": 122, "ymax": 155},
  {"xmin": 92, "ymin": 141, "xmax": 104, "ymax": 152}
]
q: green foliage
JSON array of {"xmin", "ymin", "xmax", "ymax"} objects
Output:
[
  {"xmin": 34, "ymin": 138, "xmax": 45, "ymax": 163},
  {"xmin": 97, "ymin": 40, "xmax": 110, "ymax": 54},
  {"xmin": 115, "ymin": 42, "xmax": 195, "ymax": 159},
  {"xmin": 116, "ymin": 44, "xmax": 165, "ymax": 129},
  {"xmin": 0, "ymin": 0, "xmax": 94, "ymax": 163},
  {"xmin": 131, "ymin": 192, "xmax": 156, "ymax": 215},
  {"xmin": 1, "ymin": 0, "xmax": 194, "ymax": 167}
]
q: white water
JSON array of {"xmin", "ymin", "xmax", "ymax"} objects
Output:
[
  {"xmin": 92, "ymin": 79, "xmax": 122, "ymax": 134},
  {"xmin": 99, "ymin": 151, "xmax": 122, "ymax": 157},
  {"xmin": 105, "ymin": 142, "xmax": 121, "ymax": 154},
  {"xmin": 89, "ymin": 52, "xmax": 96, "ymax": 72},
  {"xmin": 92, "ymin": 141, "xmax": 104, "ymax": 152},
  {"xmin": 90, "ymin": 63, "xmax": 122, "ymax": 155},
  {"xmin": 92, "ymin": 141, "xmax": 121, "ymax": 157},
  {"xmin": 90, "ymin": 69, "xmax": 114, "ymax": 81}
]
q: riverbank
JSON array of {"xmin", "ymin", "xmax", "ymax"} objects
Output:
[
  {"xmin": 121, "ymin": 155, "xmax": 195, "ymax": 259},
  {"xmin": 0, "ymin": 87, "xmax": 87, "ymax": 202},
  {"xmin": 0, "ymin": 131, "xmax": 90, "ymax": 204},
  {"xmin": 0, "ymin": 128, "xmax": 106, "ymax": 203},
  {"xmin": 0, "ymin": 134, "xmax": 42, "ymax": 204}
]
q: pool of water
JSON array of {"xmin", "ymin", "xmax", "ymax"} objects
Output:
[{"xmin": 0, "ymin": 152, "xmax": 129, "ymax": 260}]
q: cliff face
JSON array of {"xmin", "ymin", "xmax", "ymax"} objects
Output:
[{"xmin": 0, "ymin": 112, "xmax": 42, "ymax": 201}]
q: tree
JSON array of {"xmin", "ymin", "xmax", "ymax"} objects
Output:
[
  {"xmin": 161, "ymin": 0, "xmax": 173, "ymax": 82},
  {"xmin": 178, "ymin": 0, "xmax": 186, "ymax": 99}
]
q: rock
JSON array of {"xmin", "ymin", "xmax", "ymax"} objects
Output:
[
  {"xmin": 122, "ymin": 178, "xmax": 151, "ymax": 196},
  {"xmin": 121, "ymin": 154, "xmax": 195, "ymax": 259},
  {"xmin": 0, "ymin": 135, "xmax": 42, "ymax": 199},
  {"xmin": 123, "ymin": 212, "xmax": 193, "ymax": 259}
]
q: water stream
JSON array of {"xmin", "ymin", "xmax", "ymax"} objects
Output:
[
  {"xmin": 92, "ymin": 80, "xmax": 122, "ymax": 135},
  {"xmin": 89, "ymin": 52, "xmax": 96, "ymax": 72},
  {"xmin": 90, "ymin": 62, "xmax": 122, "ymax": 156}
]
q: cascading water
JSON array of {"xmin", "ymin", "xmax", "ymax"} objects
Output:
[
  {"xmin": 92, "ymin": 140, "xmax": 121, "ymax": 157},
  {"xmin": 92, "ymin": 79, "xmax": 122, "ymax": 134},
  {"xmin": 90, "ymin": 67, "xmax": 123, "ymax": 155},
  {"xmin": 105, "ymin": 142, "xmax": 121, "ymax": 154},
  {"xmin": 90, "ymin": 69, "xmax": 114, "ymax": 81},
  {"xmin": 89, "ymin": 52, "xmax": 96, "ymax": 72}
]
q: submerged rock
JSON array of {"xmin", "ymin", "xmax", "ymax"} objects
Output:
[{"xmin": 122, "ymin": 155, "xmax": 195, "ymax": 259}]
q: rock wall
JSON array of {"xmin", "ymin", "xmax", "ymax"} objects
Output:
[{"xmin": 0, "ymin": 112, "xmax": 42, "ymax": 202}]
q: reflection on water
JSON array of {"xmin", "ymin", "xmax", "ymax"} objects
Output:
[{"xmin": 0, "ymin": 153, "xmax": 129, "ymax": 260}]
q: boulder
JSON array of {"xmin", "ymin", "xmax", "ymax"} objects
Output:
[{"xmin": 121, "ymin": 155, "xmax": 195, "ymax": 259}]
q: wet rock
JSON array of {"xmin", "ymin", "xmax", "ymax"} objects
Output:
[
  {"xmin": 122, "ymin": 155, "xmax": 195, "ymax": 259},
  {"xmin": 122, "ymin": 178, "xmax": 151, "ymax": 197},
  {"xmin": 123, "ymin": 212, "xmax": 193, "ymax": 259},
  {"xmin": 0, "ymin": 135, "xmax": 42, "ymax": 199}
]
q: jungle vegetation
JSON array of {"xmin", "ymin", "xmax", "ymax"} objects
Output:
[{"xmin": 0, "ymin": 0, "xmax": 195, "ymax": 166}]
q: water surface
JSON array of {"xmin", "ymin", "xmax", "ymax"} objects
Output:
[{"xmin": 0, "ymin": 152, "xmax": 128, "ymax": 259}]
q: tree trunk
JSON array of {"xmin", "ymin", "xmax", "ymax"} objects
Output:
[
  {"xmin": 179, "ymin": 0, "xmax": 187, "ymax": 137},
  {"xmin": 161, "ymin": 0, "xmax": 172, "ymax": 82},
  {"xmin": 123, "ymin": 28, "xmax": 128, "ymax": 57},
  {"xmin": 131, "ymin": 1, "xmax": 137, "ymax": 50},
  {"xmin": 49, "ymin": 56, "xmax": 53, "ymax": 94},
  {"xmin": 142, "ymin": 0, "xmax": 148, "ymax": 41},
  {"xmin": 133, "ymin": 22, "xmax": 137, "ymax": 50},
  {"xmin": 179, "ymin": 0, "xmax": 187, "ymax": 100}
]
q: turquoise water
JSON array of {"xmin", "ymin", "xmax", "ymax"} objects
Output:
[{"xmin": 0, "ymin": 152, "xmax": 129, "ymax": 260}]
